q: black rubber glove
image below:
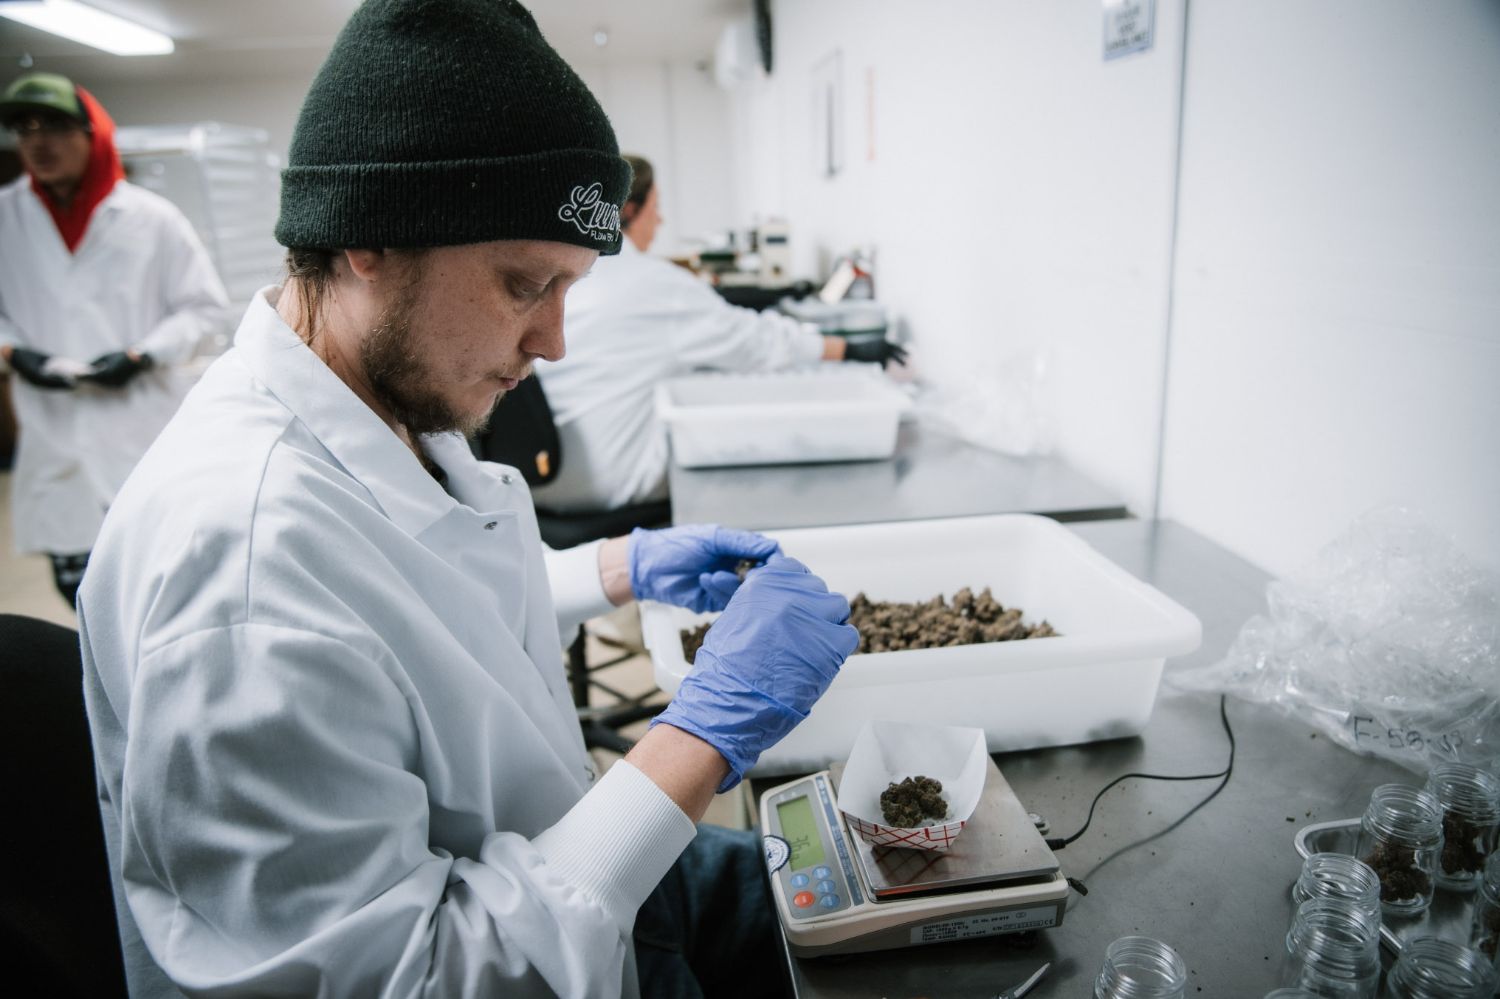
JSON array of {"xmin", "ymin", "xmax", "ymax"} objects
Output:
[
  {"xmin": 842, "ymin": 336, "xmax": 909, "ymax": 368},
  {"xmin": 83, "ymin": 351, "xmax": 154, "ymax": 388},
  {"xmin": 7, "ymin": 347, "xmax": 76, "ymax": 390}
]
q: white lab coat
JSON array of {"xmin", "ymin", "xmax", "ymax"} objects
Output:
[
  {"xmin": 79, "ymin": 290, "xmax": 696, "ymax": 998},
  {"xmin": 0, "ymin": 177, "xmax": 228, "ymax": 554},
  {"xmin": 533, "ymin": 238, "xmax": 824, "ymax": 512}
]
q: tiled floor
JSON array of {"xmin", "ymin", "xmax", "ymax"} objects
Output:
[
  {"xmin": 580, "ymin": 624, "xmax": 750, "ymax": 830},
  {"xmin": 0, "ymin": 468, "xmax": 746, "ymax": 828}
]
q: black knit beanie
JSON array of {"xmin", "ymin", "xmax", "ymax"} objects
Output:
[{"xmin": 275, "ymin": 0, "xmax": 629, "ymax": 254}]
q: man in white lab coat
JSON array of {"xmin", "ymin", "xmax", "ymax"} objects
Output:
[
  {"xmin": 532, "ymin": 154, "xmax": 908, "ymax": 513},
  {"xmin": 0, "ymin": 72, "xmax": 228, "ymax": 605},
  {"xmin": 79, "ymin": 2, "xmax": 858, "ymax": 997}
]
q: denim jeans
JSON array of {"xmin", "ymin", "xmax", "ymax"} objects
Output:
[{"xmin": 634, "ymin": 824, "xmax": 793, "ymax": 998}]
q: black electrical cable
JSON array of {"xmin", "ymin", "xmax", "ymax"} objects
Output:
[{"xmin": 1045, "ymin": 694, "xmax": 1235, "ymax": 852}]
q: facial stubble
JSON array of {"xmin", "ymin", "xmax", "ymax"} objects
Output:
[{"xmin": 360, "ymin": 284, "xmax": 501, "ymax": 440}]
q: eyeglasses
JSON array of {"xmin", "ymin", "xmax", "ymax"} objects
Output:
[{"xmin": 7, "ymin": 116, "xmax": 89, "ymax": 138}]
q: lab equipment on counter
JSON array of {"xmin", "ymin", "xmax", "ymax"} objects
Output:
[
  {"xmin": 760, "ymin": 753, "xmax": 1068, "ymax": 957},
  {"xmin": 1469, "ymin": 852, "xmax": 1500, "ymax": 960},
  {"xmin": 1290, "ymin": 853, "xmax": 1381, "ymax": 920},
  {"xmin": 1093, "ymin": 936, "xmax": 1187, "ymax": 999},
  {"xmin": 642, "ymin": 514, "xmax": 1202, "ymax": 776},
  {"xmin": 1356, "ymin": 784, "xmax": 1443, "ymax": 917},
  {"xmin": 1279, "ymin": 898, "xmax": 1380, "ymax": 999},
  {"xmin": 654, "ymin": 367, "xmax": 910, "ymax": 469},
  {"xmin": 994, "ymin": 961, "xmax": 1051, "ymax": 998},
  {"xmin": 1423, "ymin": 762, "xmax": 1500, "ymax": 893},
  {"xmin": 1384, "ymin": 936, "xmax": 1498, "ymax": 998},
  {"xmin": 757, "ymin": 219, "xmax": 791, "ymax": 284},
  {"xmin": 835, "ymin": 720, "xmax": 986, "ymax": 853},
  {"xmin": 1296, "ymin": 816, "xmax": 1477, "ymax": 957},
  {"xmin": 777, "ymin": 296, "xmax": 889, "ymax": 337}
]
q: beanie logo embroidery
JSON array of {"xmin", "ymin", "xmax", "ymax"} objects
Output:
[{"xmin": 557, "ymin": 182, "xmax": 621, "ymax": 243}]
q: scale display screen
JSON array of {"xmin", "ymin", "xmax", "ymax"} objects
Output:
[{"xmin": 776, "ymin": 795, "xmax": 827, "ymax": 871}]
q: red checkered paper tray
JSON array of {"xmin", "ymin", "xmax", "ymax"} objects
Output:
[{"xmin": 838, "ymin": 720, "xmax": 988, "ymax": 853}]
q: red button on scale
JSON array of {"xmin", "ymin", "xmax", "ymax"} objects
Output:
[{"xmin": 793, "ymin": 891, "xmax": 816, "ymax": 908}]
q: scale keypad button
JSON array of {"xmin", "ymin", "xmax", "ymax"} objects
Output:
[
  {"xmin": 790, "ymin": 873, "xmax": 810, "ymax": 888},
  {"xmin": 813, "ymin": 866, "xmax": 832, "ymax": 880},
  {"xmin": 816, "ymin": 879, "xmax": 837, "ymax": 893},
  {"xmin": 793, "ymin": 891, "xmax": 815, "ymax": 909},
  {"xmin": 819, "ymin": 894, "xmax": 841, "ymax": 909}
]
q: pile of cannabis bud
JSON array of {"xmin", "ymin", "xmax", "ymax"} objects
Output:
[
  {"xmin": 680, "ymin": 585, "xmax": 1059, "ymax": 660},
  {"xmin": 1362, "ymin": 842, "xmax": 1432, "ymax": 905},
  {"xmin": 879, "ymin": 775, "xmax": 948, "ymax": 828}
]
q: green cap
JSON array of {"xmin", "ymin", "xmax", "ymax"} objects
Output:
[{"xmin": 0, "ymin": 72, "xmax": 86, "ymax": 127}]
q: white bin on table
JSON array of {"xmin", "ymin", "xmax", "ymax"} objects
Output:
[
  {"xmin": 655, "ymin": 367, "xmax": 910, "ymax": 469},
  {"xmin": 641, "ymin": 513, "xmax": 1202, "ymax": 776}
]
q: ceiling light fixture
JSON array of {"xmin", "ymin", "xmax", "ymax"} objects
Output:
[{"xmin": 0, "ymin": 0, "xmax": 175, "ymax": 57}]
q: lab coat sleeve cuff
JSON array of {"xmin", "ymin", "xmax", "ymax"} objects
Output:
[
  {"xmin": 546, "ymin": 537, "xmax": 616, "ymax": 636},
  {"xmin": 794, "ymin": 322, "xmax": 827, "ymax": 366},
  {"xmin": 532, "ymin": 761, "xmax": 697, "ymax": 929}
]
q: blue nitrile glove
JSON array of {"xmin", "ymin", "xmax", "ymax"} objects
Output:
[
  {"xmin": 628, "ymin": 524, "xmax": 782, "ymax": 613},
  {"xmin": 651, "ymin": 555, "xmax": 860, "ymax": 790}
]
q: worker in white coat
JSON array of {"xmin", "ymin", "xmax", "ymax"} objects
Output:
[
  {"xmin": 532, "ymin": 154, "xmax": 907, "ymax": 513},
  {"xmin": 79, "ymin": 2, "xmax": 858, "ymax": 997},
  {"xmin": 0, "ymin": 72, "xmax": 228, "ymax": 605}
]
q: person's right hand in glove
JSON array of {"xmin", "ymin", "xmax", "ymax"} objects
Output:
[
  {"xmin": 650, "ymin": 554, "xmax": 859, "ymax": 790},
  {"xmin": 82, "ymin": 350, "xmax": 154, "ymax": 388},
  {"xmin": 4, "ymin": 345, "xmax": 79, "ymax": 390},
  {"xmin": 841, "ymin": 335, "xmax": 909, "ymax": 368}
]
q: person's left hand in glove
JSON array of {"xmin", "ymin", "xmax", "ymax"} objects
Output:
[
  {"xmin": 82, "ymin": 350, "xmax": 154, "ymax": 388},
  {"xmin": 841, "ymin": 335, "xmax": 908, "ymax": 368},
  {"xmin": 628, "ymin": 524, "xmax": 782, "ymax": 613}
]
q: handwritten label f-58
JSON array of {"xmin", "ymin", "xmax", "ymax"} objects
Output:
[{"xmin": 1348, "ymin": 716, "xmax": 1463, "ymax": 757}]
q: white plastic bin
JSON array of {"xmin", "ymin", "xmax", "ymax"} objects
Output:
[
  {"xmin": 641, "ymin": 514, "xmax": 1202, "ymax": 776},
  {"xmin": 654, "ymin": 368, "xmax": 910, "ymax": 468}
]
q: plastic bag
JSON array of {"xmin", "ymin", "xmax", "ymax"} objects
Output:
[
  {"xmin": 1170, "ymin": 508, "xmax": 1500, "ymax": 776},
  {"xmin": 913, "ymin": 349, "xmax": 1054, "ymax": 457}
]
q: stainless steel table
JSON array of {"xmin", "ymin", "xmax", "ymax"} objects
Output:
[
  {"xmin": 761, "ymin": 519, "xmax": 1416, "ymax": 997},
  {"xmin": 668, "ymin": 422, "xmax": 1128, "ymax": 530}
]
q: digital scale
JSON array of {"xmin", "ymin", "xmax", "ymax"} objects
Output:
[{"xmin": 760, "ymin": 756, "xmax": 1070, "ymax": 957}]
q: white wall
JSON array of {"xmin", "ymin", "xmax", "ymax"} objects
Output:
[
  {"xmin": 87, "ymin": 74, "xmax": 313, "ymax": 164},
  {"xmin": 1159, "ymin": 0, "xmax": 1500, "ymax": 575},
  {"xmin": 577, "ymin": 60, "xmax": 736, "ymax": 256},
  {"xmin": 729, "ymin": 0, "xmax": 1498, "ymax": 576},
  {"xmin": 727, "ymin": 0, "xmax": 1189, "ymax": 515}
]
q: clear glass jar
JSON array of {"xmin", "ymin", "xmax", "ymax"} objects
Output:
[
  {"xmin": 1094, "ymin": 936, "xmax": 1187, "ymax": 999},
  {"xmin": 1263, "ymin": 991, "xmax": 1321, "ymax": 999},
  {"xmin": 1469, "ymin": 850, "xmax": 1500, "ymax": 963},
  {"xmin": 1279, "ymin": 898, "xmax": 1380, "ymax": 999},
  {"xmin": 1355, "ymin": 783, "xmax": 1442, "ymax": 916},
  {"xmin": 1424, "ymin": 762, "xmax": 1500, "ymax": 892},
  {"xmin": 1385, "ymin": 936, "xmax": 1498, "ymax": 998},
  {"xmin": 1290, "ymin": 853, "xmax": 1382, "ymax": 920}
]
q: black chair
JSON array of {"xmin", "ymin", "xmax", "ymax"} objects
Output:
[
  {"xmin": 473, "ymin": 378, "xmax": 671, "ymax": 754},
  {"xmin": 0, "ymin": 614, "xmax": 128, "ymax": 997}
]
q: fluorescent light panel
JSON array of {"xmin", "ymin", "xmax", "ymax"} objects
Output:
[{"xmin": 0, "ymin": 1, "xmax": 175, "ymax": 57}]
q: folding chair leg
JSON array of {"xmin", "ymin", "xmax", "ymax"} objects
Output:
[{"xmin": 567, "ymin": 626, "xmax": 589, "ymax": 708}]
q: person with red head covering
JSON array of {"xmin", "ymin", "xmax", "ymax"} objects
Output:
[{"xmin": 0, "ymin": 72, "xmax": 228, "ymax": 606}]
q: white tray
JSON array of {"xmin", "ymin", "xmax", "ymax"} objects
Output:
[
  {"xmin": 641, "ymin": 514, "xmax": 1202, "ymax": 776},
  {"xmin": 654, "ymin": 367, "xmax": 910, "ymax": 469}
]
